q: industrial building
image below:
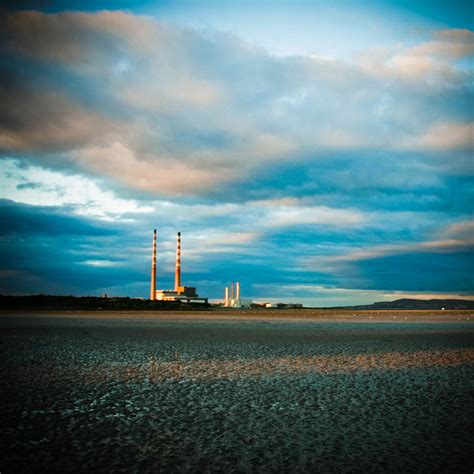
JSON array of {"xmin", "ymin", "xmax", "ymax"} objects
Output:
[
  {"xmin": 224, "ymin": 281, "xmax": 252, "ymax": 308},
  {"xmin": 264, "ymin": 302, "xmax": 303, "ymax": 309},
  {"xmin": 150, "ymin": 230, "xmax": 208, "ymax": 303}
]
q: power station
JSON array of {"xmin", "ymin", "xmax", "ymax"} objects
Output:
[
  {"xmin": 224, "ymin": 281, "xmax": 251, "ymax": 308},
  {"xmin": 150, "ymin": 230, "xmax": 208, "ymax": 304}
]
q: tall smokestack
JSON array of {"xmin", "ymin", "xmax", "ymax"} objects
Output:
[
  {"xmin": 236, "ymin": 282, "xmax": 240, "ymax": 300},
  {"xmin": 225, "ymin": 287, "xmax": 229, "ymax": 307},
  {"xmin": 230, "ymin": 282, "xmax": 235, "ymax": 300},
  {"xmin": 175, "ymin": 232, "xmax": 181, "ymax": 291},
  {"xmin": 150, "ymin": 229, "xmax": 157, "ymax": 300}
]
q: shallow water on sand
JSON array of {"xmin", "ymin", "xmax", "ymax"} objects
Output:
[{"xmin": 2, "ymin": 311, "xmax": 473, "ymax": 473}]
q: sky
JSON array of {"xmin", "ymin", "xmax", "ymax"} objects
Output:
[{"xmin": 0, "ymin": 0, "xmax": 473, "ymax": 306}]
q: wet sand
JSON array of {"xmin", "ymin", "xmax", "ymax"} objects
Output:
[{"xmin": 1, "ymin": 310, "xmax": 473, "ymax": 473}]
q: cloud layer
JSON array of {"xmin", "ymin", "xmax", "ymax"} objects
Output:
[
  {"xmin": 0, "ymin": 8, "xmax": 473, "ymax": 302},
  {"xmin": 1, "ymin": 11, "xmax": 472, "ymax": 196}
]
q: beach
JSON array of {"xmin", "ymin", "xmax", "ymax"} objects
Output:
[{"xmin": 2, "ymin": 310, "xmax": 473, "ymax": 473}]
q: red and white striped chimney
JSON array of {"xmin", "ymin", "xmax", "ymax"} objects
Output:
[
  {"xmin": 175, "ymin": 232, "xmax": 181, "ymax": 291},
  {"xmin": 150, "ymin": 229, "xmax": 157, "ymax": 300}
]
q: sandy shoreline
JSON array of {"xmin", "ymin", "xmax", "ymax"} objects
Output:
[
  {"xmin": 2, "ymin": 311, "xmax": 473, "ymax": 472},
  {"xmin": 1, "ymin": 308, "xmax": 473, "ymax": 323}
]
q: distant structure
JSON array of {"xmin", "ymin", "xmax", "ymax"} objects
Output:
[
  {"xmin": 264, "ymin": 302, "xmax": 303, "ymax": 309},
  {"xmin": 150, "ymin": 229, "xmax": 157, "ymax": 300},
  {"xmin": 150, "ymin": 230, "xmax": 208, "ymax": 303},
  {"xmin": 224, "ymin": 281, "xmax": 251, "ymax": 308}
]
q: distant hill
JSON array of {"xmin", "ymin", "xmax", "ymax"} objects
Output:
[
  {"xmin": 345, "ymin": 298, "xmax": 474, "ymax": 310},
  {"xmin": 0, "ymin": 294, "xmax": 210, "ymax": 311}
]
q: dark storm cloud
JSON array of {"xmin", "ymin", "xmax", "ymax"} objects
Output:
[
  {"xmin": 0, "ymin": 236, "xmax": 146, "ymax": 296},
  {"xmin": 0, "ymin": 199, "xmax": 114, "ymax": 236},
  {"xmin": 355, "ymin": 251, "xmax": 474, "ymax": 292},
  {"xmin": 0, "ymin": 200, "xmax": 148, "ymax": 295}
]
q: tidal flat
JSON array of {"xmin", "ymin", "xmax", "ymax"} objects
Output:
[{"xmin": 1, "ymin": 310, "xmax": 473, "ymax": 473}]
